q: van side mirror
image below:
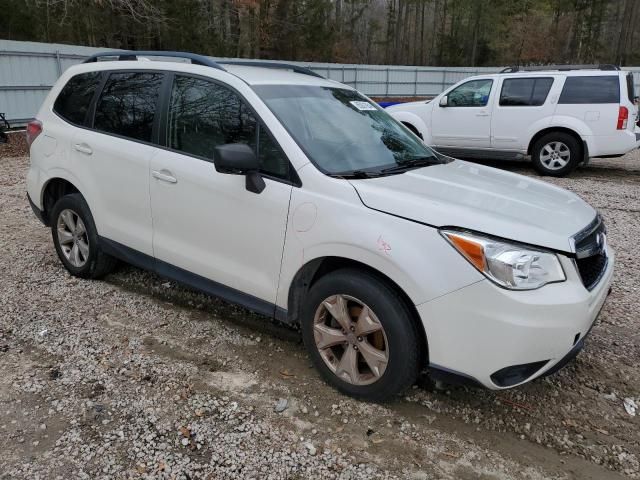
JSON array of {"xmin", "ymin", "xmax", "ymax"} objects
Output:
[
  {"xmin": 213, "ymin": 143, "xmax": 265, "ymax": 194},
  {"xmin": 439, "ymin": 95, "xmax": 449, "ymax": 107}
]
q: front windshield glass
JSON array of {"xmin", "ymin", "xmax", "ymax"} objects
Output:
[{"xmin": 253, "ymin": 85, "xmax": 443, "ymax": 176}]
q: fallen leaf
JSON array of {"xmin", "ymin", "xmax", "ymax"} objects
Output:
[
  {"xmin": 279, "ymin": 369, "xmax": 295, "ymax": 377},
  {"xmin": 180, "ymin": 426, "xmax": 191, "ymax": 438}
]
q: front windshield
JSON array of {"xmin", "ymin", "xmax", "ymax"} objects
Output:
[{"xmin": 253, "ymin": 85, "xmax": 443, "ymax": 176}]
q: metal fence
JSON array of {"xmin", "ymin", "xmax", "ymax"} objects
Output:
[{"xmin": 1, "ymin": 39, "xmax": 639, "ymax": 126}]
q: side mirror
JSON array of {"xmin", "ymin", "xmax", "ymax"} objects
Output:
[
  {"xmin": 213, "ymin": 143, "xmax": 265, "ymax": 194},
  {"xmin": 439, "ymin": 95, "xmax": 448, "ymax": 107}
]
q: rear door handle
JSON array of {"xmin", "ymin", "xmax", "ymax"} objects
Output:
[
  {"xmin": 74, "ymin": 143, "xmax": 93, "ymax": 155},
  {"xmin": 152, "ymin": 170, "xmax": 177, "ymax": 184},
  {"xmin": 476, "ymin": 111, "xmax": 490, "ymax": 117}
]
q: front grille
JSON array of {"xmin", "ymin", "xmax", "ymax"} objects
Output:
[
  {"xmin": 572, "ymin": 215, "xmax": 608, "ymax": 290},
  {"xmin": 576, "ymin": 252, "xmax": 607, "ymax": 290}
]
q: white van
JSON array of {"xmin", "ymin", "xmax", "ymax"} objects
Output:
[
  {"xmin": 387, "ymin": 66, "xmax": 640, "ymax": 176},
  {"xmin": 26, "ymin": 52, "xmax": 614, "ymax": 400}
]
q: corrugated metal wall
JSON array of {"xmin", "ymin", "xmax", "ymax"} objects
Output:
[{"xmin": 1, "ymin": 39, "xmax": 639, "ymax": 126}]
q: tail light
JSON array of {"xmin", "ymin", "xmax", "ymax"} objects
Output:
[
  {"xmin": 616, "ymin": 106, "xmax": 628, "ymax": 130},
  {"xmin": 26, "ymin": 119, "xmax": 42, "ymax": 147}
]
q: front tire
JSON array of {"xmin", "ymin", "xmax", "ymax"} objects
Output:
[
  {"xmin": 50, "ymin": 193, "xmax": 117, "ymax": 279},
  {"xmin": 531, "ymin": 132, "xmax": 581, "ymax": 177},
  {"xmin": 301, "ymin": 269, "xmax": 423, "ymax": 401}
]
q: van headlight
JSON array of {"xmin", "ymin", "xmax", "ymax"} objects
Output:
[{"xmin": 441, "ymin": 230, "xmax": 565, "ymax": 290}]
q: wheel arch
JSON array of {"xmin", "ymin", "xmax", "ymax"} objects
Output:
[
  {"xmin": 286, "ymin": 256, "xmax": 429, "ymax": 367},
  {"xmin": 527, "ymin": 126, "xmax": 586, "ymax": 159},
  {"xmin": 388, "ymin": 111, "xmax": 431, "ymax": 143},
  {"xmin": 401, "ymin": 121, "xmax": 423, "ymax": 139},
  {"xmin": 40, "ymin": 176, "xmax": 82, "ymax": 226}
]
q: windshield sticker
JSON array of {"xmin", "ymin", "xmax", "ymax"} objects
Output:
[{"xmin": 350, "ymin": 101, "xmax": 377, "ymax": 111}]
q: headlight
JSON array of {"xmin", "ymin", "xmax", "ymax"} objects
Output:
[{"xmin": 440, "ymin": 230, "xmax": 565, "ymax": 290}]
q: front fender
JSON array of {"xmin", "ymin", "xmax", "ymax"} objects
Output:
[{"xmin": 389, "ymin": 111, "xmax": 432, "ymax": 144}]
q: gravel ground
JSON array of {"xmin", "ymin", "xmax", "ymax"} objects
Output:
[{"xmin": 0, "ymin": 138, "xmax": 638, "ymax": 479}]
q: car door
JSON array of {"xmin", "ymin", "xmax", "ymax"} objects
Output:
[
  {"xmin": 430, "ymin": 78, "xmax": 494, "ymax": 148},
  {"xmin": 490, "ymin": 76, "xmax": 557, "ymax": 151},
  {"xmin": 71, "ymin": 70, "xmax": 164, "ymax": 256},
  {"xmin": 150, "ymin": 74, "xmax": 293, "ymax": 306}
]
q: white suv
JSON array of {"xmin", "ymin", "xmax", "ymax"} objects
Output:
[
  {"xmin": 387, "ymin": 66, "xmax": 640, "ymax": 176},
  {"xmin": 26, "ymin": 51, "xmax": 614, "ymax": 400}
]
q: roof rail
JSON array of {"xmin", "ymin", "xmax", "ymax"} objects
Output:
[
  {"xmin": 83, "ymin": 51, "xmax": 226, "ymax": 71},
  {"xmin": 217, "ymin": 60, "xmax": 324, "ymax": 78},
  {"xmin": 500, "ymin": 64, "xmax": 620, "ymax": 73},
  {"xmin": 82, "ymin": 51, "xmax": 325, "ymax": 79}
]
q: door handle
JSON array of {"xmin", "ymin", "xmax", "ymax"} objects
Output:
[
  {"xmin": 475, "ymin": 111, "xmax": 490, "ymax": 117},
  {"xmin": 74, "ymin": 143, "xmax": 93, "ymax": 155},
  {"xmin": 152, "ymin": 170, "xmax": 177, "ymax": 184}
]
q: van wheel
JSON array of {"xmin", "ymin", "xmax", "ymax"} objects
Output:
[
  {"xmin": 50, "ymin": 193, "xmax": 117, "ymax": 279},
  {"xmin": 301, "ymin": 269, "xmax": 422, "ymax": 401},
  {"xmin": 531, "ymin": 132, "xmax": 581, "ymax": 177}
]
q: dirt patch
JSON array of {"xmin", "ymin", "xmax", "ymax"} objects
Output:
[{"xmin": 0, "ymin": 131, "xmax": 28, "ymax": 157}]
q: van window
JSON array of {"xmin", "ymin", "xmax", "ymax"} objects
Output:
[
  {"xmin": 559, "ymin": 76, "xmax": 619, "ymax": 104},
  {"xmin": 93, "ymin": 72, "xmax": 163, "ymax": 142},
  {"xmin": 499, "ymin": 78, "xmax": 554, "ymax": 106},
  {"xmin": 167, "ymin": 75, "xmax": 290, "ymax": 180},
  {"xmin": 626, "ymin": 73, "xmax": 636, "ymax": 103},
  {"xmin": 53, "ymin": 72, "xmax": 102, "ymax": 125},
  {"xmin": 447, "ymin": 79, "xmax": 493, "ymax": 107}
]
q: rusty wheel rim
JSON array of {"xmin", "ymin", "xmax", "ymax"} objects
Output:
[{"xmin": 313, "ymin": 294, "xmax": 389, "ymax": 386}]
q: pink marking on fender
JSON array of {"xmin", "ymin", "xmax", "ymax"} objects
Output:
[{"xmin": 377, "ymin": 236, "xmax": 391, "ymax": 255}]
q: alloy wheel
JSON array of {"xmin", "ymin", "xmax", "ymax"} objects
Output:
[
  {"xmin": 539, "ymin": 141, "xmax": 571, "ymax": 170},
  {"xmin": 56, "ymin": 208, "xmax": 89, "ymax": 268},
  {"xmin": 313, "ymin": 294, "xmax": 389, "ymax": 386}
]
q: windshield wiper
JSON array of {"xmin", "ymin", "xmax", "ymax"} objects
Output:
[
  {"xmin": 329, "ymin": 169, "xmax": 383, "ymax": 179},
  {"xmin": 379, "ymin": 156, "xmax": 440, "ymax": 174}
]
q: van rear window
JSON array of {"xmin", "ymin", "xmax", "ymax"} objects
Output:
[
  {"xmin": 558, "ymin": 76, "xmax": 619, "ymax": 104},
  {"xmin": 53, "ymin": 72, "xmax": 102, "ymax": 125}
]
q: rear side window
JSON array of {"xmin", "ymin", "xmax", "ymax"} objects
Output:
[
  {"xmin": 53, "ymin": 72, "xmax": 102, "ymax": 125},
  {"xmin": 167, "ymin": 75, "xmax": 290, "ymax": 180},
  {"xmin": 626, "ymin": 73, "xmax": 636, "ymax": 102},
  {"xmin": 499, "ymin": 78, "xmax": 554, "ymax": 106},
  {"xmin": 93, "ymin": 72, "xmax": 163, "ymax": 142},
  {"xmin": 559, "ymin": 76, "xmax": 619, "ymax": 104}
]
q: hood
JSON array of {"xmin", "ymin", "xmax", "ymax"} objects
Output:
[
  {"xmin": 350, "ymin": 160, "xmax": 596, "ymax": 253},
  {"xmin": 386, "ymin": 99, "xmax": 431, "ymax": 111}
]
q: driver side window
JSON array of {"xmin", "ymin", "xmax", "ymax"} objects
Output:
[
  {"xmin": 167, "ymin": 75, "xmax": 291, "ymax": 180},
  {"xmin": 447, "ymin": 79, "xmax": 493, "ymax": 107}
]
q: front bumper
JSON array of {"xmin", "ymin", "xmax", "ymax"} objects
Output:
[{"xmin": 418, "ymin": 250, "xmax": 615, "ymax": 389}]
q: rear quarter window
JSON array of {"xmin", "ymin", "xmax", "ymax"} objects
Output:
[
  {"xmin": 93, "ymin": 72, "xmax": 163, "ymax": 143},
  {"xmin": 53, "ymin": 72, "xmax": 102, "ymax": 125},
  {"xmin": 559, "ymin": 76, "xmax": 620, "ymax": 104}
]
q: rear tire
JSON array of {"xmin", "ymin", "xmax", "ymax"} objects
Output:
[
  {"xmin": 531, "ymin": 132, "xmax": 581, "ymax": 177},
  {"xmin": 301, "ymin": 269, "xmax": 423, "ymax": 401},
  {"xmin": 50, "ymin": 193, "xmax": 117, "ymax": 279}
]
